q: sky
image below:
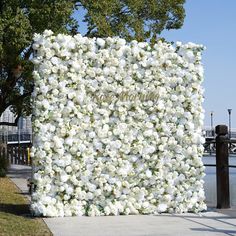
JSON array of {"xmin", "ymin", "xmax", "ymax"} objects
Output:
[
  {"xmin": 161, "ymin": 0, "xmax": 236, "ymax": 129},
  {"xmin": 75, "ymin": 0, "xmax": 236, "ymax": 129}
]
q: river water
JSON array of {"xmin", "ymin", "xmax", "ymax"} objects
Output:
[{"xmin": 203, "ymin": 155, "xmax": 236, "ymax": 207}]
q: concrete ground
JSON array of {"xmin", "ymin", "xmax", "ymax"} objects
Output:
[
  {"xmin": 45, "ymin": 212, "xmax": 236, "ymax": 236},
  {"xmin": 7, "ymin": 164, "xmax": 236, "ymax": 236}
]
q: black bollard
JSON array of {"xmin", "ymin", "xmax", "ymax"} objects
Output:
[{"xmin": 215, "ymin": 125, "xmax": 230, "ymax": 209}]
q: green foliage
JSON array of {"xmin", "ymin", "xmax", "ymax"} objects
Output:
[
  {"xmin": 0, "ymin": 0, "xmax": 78, "ymax": 119},
  {"xmin": 81, "ymin": 0, "xmax": 186, "ymax": 42},
  {"xmin": 0, "ymin": 168, "xmax": 6, "ymax": 177},
  {"xmin": 0, "ymin": 0, "xmax": 185, "ymax": 119}
]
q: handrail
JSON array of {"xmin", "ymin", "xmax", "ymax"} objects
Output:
[
  {"xmin": 205, "ymin": 140, "xmax": 236, "ymax": 144},
  {"xmin": 204, "ymin": 164, "xmax": 236, "ymax": 168}
]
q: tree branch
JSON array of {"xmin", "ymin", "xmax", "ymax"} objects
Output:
[{"xmin": 0, "ymin": 90, "xmax": 31, "ymax": 125}]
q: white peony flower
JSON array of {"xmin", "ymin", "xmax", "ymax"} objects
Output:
[
  {"xmin": 96, "ymin": 38, "xmax": 106, "ymax": 48},
  {"xmin": 61, "ymin": 173, "xmax": 69, "ymax": 182},
  {"xmin": 146, "ymin": 169, "xmax": 152, "ymax": 178},
  {"xmin": 157, "ymin": 203, "xmax": 167, "ymax": 213}
]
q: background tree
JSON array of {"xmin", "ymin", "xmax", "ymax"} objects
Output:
[
  {"xmin": 0, "ymin": 0, "xmax": 185, "ymax": 125},
  {"xmin": 81, "ymin": 0, "xmax": 185, "ymax": 42}
]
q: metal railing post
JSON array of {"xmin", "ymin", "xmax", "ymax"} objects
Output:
[{"xmin": 215, "ymin": 125, "xmax": 230, "ymax": 208}]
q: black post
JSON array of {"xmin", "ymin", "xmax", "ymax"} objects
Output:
[
  {"xmin": 215, "ymin": 125, "xmax": 230, "ymax": 209},
  {"xmin": 228, "ymin": 109, "xmax": 232, "ymax": 139},
  {"xmin": 211, "ymin": 111, "xmax": 214, "ymax": 137}
]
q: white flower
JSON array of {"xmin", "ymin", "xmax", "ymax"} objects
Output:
[
  {"xmin": 43, "ymin": 29, "xmax": 53, "ymax": 37},
  {"xmin": 89, "ymin": 131, "xmax": 96, "ymax": 139},
  {"xmin": 96, "ymin": 38, "xmax": 105, "ymax": 48},
  {"xmin": 146, "ymin": 169, "xmax": 152, "ymax": 178},
  {"xmin": 65, "ymin": 137, "xmax": 73, "ymax": 146},
  {"xmin": 176, "ymin": 129, "xmax": 184, "ymax": 138},
  {"xmin": 117, "ymin": 38, "xmax": 126, "ymax": 47},
  {"xmin": 41, "ymin": 99, "xmax": 50, "ymax": 109},
  {"xmin": 157, "ymin": 203, "xmax": 167, "ymax": 213},
  {"xmin": 110, "ymin": 140, "xmax": 122, "ymax": 150},
  {"xmin": 65, "ymin": 166, "xmax": 72, "ymax": 173},
  {"xmin": 143, "ymin": 129, "xmax": 153, "ymax": 137},
  {"xmin": 61, "ymin": 173, "xmax": 69, "ymax": 182},
  {"xmin": 43, "ymin": 142, "xmax": 51, "ymax": 151},
  {"xmin": 176, "ymin": 41, "xmax": 182, "ymax": 47},
  {"xmin": 142, "ymin": 145, "xmax": 155, "ymax": 155},
  {"xmin": 53, "ymin": 136, "xmax": 63, "ymax": 148}
]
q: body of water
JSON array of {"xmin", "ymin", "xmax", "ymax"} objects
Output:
[{"xmin": 203, "ymin": 155, "xmax": 236, "ymax": 207}]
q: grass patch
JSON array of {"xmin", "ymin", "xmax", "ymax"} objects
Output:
[{"xmin": 0, "ymin": 177, "xmax": 52, "ymax": 236}]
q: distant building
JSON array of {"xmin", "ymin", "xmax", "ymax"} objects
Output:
[{"xmin": 0, "ymin": 108, "xmax": 32, "ymax": 143}]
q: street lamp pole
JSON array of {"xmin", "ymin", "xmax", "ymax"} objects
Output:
[
  {"xmin": 228, "ymin": 109, "xmax": 232, "ymax": 139},
  {"xmin": 211, "ymin": 111, "xmax": 214, "ymax": 137}
]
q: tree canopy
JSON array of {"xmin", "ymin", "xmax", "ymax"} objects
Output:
[
  {"xmin": 0, "ymin": 0, "xmax": 185, "ymax": 125},
  {"xmin": 81, "ymin": 0, "xmax": 186, "ymax": 42}
]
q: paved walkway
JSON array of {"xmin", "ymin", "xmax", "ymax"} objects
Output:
[
  {"xmin": 8, "ymin": 165, "xmax": 236, "ymax": 236},
  {"xmin": 45, "ymin": 212, "xmax": 236, "ymax": 236},
  {"xmin": 7, "ymin": 164, "xmax": 32, "ymax": 200}
]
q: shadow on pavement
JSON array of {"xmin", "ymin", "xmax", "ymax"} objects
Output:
[
  {"xmin": 190, "ymin": 228, "xmax": 236, "ymax": 236},
  {"xmin": 187, "ymin": 216, "xmax": 236, "ymax": 236},
  {"xmin": 156, "ymin": 213, "xmax": 236, "ymax": 236}
]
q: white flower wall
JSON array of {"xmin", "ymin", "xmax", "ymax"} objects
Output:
[{"xmin": 31, "ymin": 30, "xmax": 206, "ymax": 217}]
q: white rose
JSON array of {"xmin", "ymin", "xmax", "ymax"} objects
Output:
[
  {"xmin": 61, "ymin": 173, "xmax": 69, "ymax": 182},
  {"xmin": 97, "ymin": 38, "xmax": 105, "ymax": 48},
  {"xmin": 157, "ymin": 203, "xmax": 167, "ymax": 213}
]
